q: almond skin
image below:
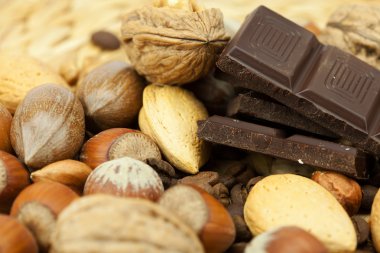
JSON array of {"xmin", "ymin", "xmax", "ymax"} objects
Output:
[
  {"xmin": 30, "ymin": 160, "xmax": 92, "ymax": 194},
  {"xmin": 139, "ymin": 84, "xmax": 210, "ymax": 174},
  {"xmin": 10, "ymin": 84, "xmax": 85, "ymax": 170}
]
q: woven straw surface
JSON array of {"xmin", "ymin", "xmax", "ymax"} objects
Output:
[{"xmin": 0, "ymin": 0, "xmax": 376, "ymax": 75}]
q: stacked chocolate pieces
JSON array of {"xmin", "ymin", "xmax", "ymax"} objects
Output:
[{"xmin": 198, "ymin": 6, "xmax": 380, "ymax": 179}]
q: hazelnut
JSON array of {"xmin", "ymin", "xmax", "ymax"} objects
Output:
[
  {"xmin": 244, "ymin": 226, "xmax": 328, "ymax": 253},
  {"xmin": 80, "ymin": 128, "xmax": 161, "ymax": 169},
  {"xmin": 0, "ymin": 103, "xmax": 12, "ymax": 153},
  {"xmin": 10, "ymin": 84, "xmax": 85, "ymax": 170},
  {"xmin": 84, "ymin": 157, "xmax": 164, "ymax": 201},
  {"xmin": 30, "ymin": 159, "xmax": 92, "ymax": 194},
  {"xmin": 10, "ymin": 181, "xmax": 79, "ymax": 252},
  {"xmin": 50, "ymin": 195, "xmax": 204, "ymax": 253},
  {"xmin": 0, "ymin": 151, "xmax": 30, "ymax": 213},
  {"xmin": 76, "ymin": 61, "xmax": 144, "ymax": 131},
  {"xmin": 159, "ymin": 184, "xmax": 236, "ymax": 253},
  {"xmin": 0, "ymin": 214, "xmax": 38, "ymax": 253},
  {"xmin": 312, "ymin": 171, "xmax": 362, "ymax": 215},
  {"xmin": 80, "ymin": 128, "xmax": 134, "ymax": 168}
]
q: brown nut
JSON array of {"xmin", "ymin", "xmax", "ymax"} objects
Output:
[
  {"xmin": 0, "ymin": 151, "xmax": 30, "ymax": 213},
  {"xmin": 91, "ymin": 31, "xmax": 121, "ymax": 50},
  {"xmin": 50, "ymin": 194, "xmax": 204, "ymax": 253},
  {"xmin": 121, "ymin": 1, "xmax": 229, "ymax": 85},
  {"xmin": 312, "ymin": 171, "xmax": 362, "ymax": 215},
  {"xmin": 80, "ymin": 128, "xmax": 161, "ymax": 169},
  {"xmin": 10, "ymin": 84, "xmax": 85, "ymax": 170},
  {"xmin": 76, "ymin": 61, "xmax": 144, "ymax": 131},
  {"xmin": 80, "ymin": 128, "xmax": 134, "ymax": 169},
  {"xmin": 10, "ymin": 181, "xmax": 79, "ymax": 252},
  {"xmin": 0, "ymin": 214, "xmax": 38, "ymax": 253},
  {"xmin": 245, "ymin": 226, "xmax": 328, "ymax": 253},
  {"xmin": 0, "ymin": 103, "xmax": 12, "ymax": 153},
  {"xmin": 30, "ymin": 160, "xmax": 92, "ymax": 194},
  {"xmin": 84, "ymin": 157, "xmax": 164, "ymax": 201},
  {"xmin": 159, "ymin": 184, "xmax": 236, "ymax": 253}
]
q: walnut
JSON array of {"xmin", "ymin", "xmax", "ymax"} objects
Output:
[
  {"xmin": 121, "ymin": 0, "xmax": 230, "ymax": 85},
  {"xmin": 319, "ymin": 4, "xmax": 380, "ymax": 70}
]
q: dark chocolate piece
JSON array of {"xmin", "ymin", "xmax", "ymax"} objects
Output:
[
  {"xmin": 227, "ymin": 92, "xmax": 337, "ymax": 137},
  {"xmin": 216, "ymin": 6, "xmax": 380, "ymax": 155},
  {"xmin": 361, "ymin": 185, "xmax": 378, "ymax": 211},
  {"xmin": 198, "ymin": 115, "xmax": 368, "ymax": 179},
  {"xmin": 91, "ymin": 31, "xmax": 121, "ymax": 50}
]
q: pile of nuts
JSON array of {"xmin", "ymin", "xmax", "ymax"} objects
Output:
[{"xmin": 0, "ymin": 0, "xmax": 380, "ymax": 253}]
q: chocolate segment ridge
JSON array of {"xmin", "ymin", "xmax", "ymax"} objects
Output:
[
  {"xmin": 198, "ymin": 116, "xmax": 369, "ymax": 179},
  {"xmin": 227, "ymin": 92, "xmax": 337, "ymax": 138},
  {"xmin": 216, "ymin": 5, "xmax": 380, "ymax": 155}
]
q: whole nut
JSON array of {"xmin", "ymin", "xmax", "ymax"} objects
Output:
[
  {"xmin": 84, "ymin": 157, "xmax": 164, "ymax": 201},
  {"xmin": 0, "ymin": 151, "xmax": 30, "ymax": 213},
  {"xmin": 121, "ymin": 0, "xmax": 229, "ymax": 85},
  {"xmin": 10, "ymin": 84, "xmax": 85, "ymax": 170},
  {"xmin": 244, "ymin": 226, "xmax": 328, "ymax": 253},
  {"xmin": 370, "ymin": 189, "xmax": 380, "ymax": 252},
  {"xmin": 91, "ymin": 31, "xmax": 121, "ymax": 50},
  {"xmin": 0, "ymin": 103, "xmax": 12, "ymax": 153},
  {"xmin": 80, "ymin": 128, "xmax": 161, "ymax": 169},
  {"xmin": 0, "ymin": 214, "xmax": 38, "ymax": 253},
  {"xmin": 50, "ymin": 194, "xmax": 204, "ymax": 253},
  {"xmin": 76, "ymin": 61, "xmax": 144, "ymax": 131},
  {"xmin": 159, "ymin": 184, "xmax": 236, "ymax": 253},
  {"xmin": 0, "ymin": 52, "xmax": 68, "ymax": 114},
  {"xmin": 244, "ymin": 174, "xmax": 357, "ymax": 253},
  {"xmin": 11, "ymin": 181, "xmax": 79, "ymax": 252},
  {"xmin": 139, "ymin": 84, "xmax": 210, "ymax": 174},
  {"xmin": 312, "ymin": 171, "xmax": 362, "ymax": 216},
  {"xmin": 80, "ymin": 128, "xmax": 135, "ymax": 169},
  {"xmin": 30, "ymin": 160, "xmax": 92, "ymax": 194}
]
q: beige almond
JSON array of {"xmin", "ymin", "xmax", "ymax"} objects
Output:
[
  {"xmin": 244, "ymin": 174, "xmax": 357, "ymax": 253},
  {"xmin": 0, "ymin": 51, "xmax": 68, "ymax": 114},
  {"xmin": 31, "ymin": 160, "xmax": 92, "ymax": 194},
  {"xmin": 370, "ymin": 188, "xmax": 380, "ymax": 252},
  {"xmin": 139, "ymin": 84, "xmax": 210, "ymax": 174}
]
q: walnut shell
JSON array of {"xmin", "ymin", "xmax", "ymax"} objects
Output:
[
  {"xmin": 121, "ymin": 6, "xmax": 229, "ymax": 85},
  {"xmin": 50, "ymin": 194, "xmax": 204, "ymax": 253},
  {"xmin": 10, "ymin": 84, "xmax": 85, "ymax": 170}
]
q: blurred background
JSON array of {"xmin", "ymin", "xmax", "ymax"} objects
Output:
[{"xmin": 0, "ymin": 0, "xmax": 377, "ymax": 85}]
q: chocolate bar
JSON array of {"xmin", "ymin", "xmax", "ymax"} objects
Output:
[
  {"xmin": 216, "ymin": 6, "xmax": 380, "ymax": 155},
  {"xmin": 227, "ymin": 92, "xmax": 337, "ymax": 138},
  {"xmin": 198, "ymin": 116, "xmax": 369, "ymax": 179}
]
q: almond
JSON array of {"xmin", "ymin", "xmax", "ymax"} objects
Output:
[{"xmin": 139, "ymin": 84, "xmax": 210, "ymax": 174}]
